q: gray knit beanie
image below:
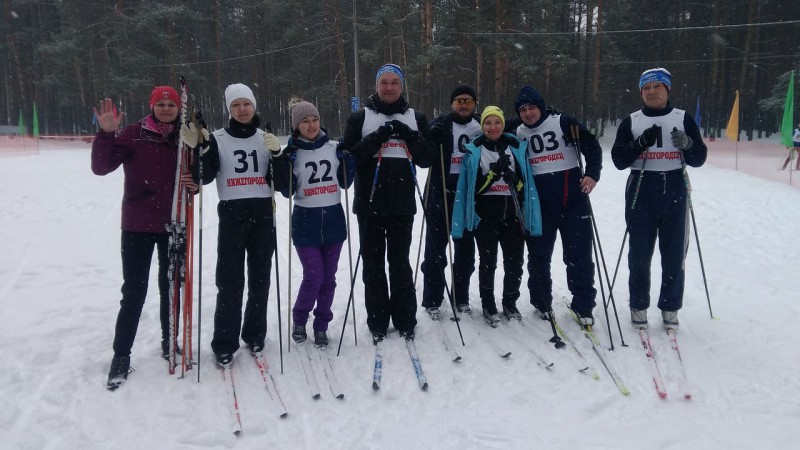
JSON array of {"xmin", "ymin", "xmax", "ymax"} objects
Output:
[{"xmin": 290, "ymin": 101, "xmax": 320, "ymax": 130}]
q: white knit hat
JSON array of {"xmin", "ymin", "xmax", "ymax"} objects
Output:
[{"xmin": 224, "ymin": 83, "xmax": 257, "ymax": 114}]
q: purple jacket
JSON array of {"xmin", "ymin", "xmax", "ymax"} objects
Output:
[{"xmin": 91, "ymin": 116, "xmax": 179, "ymax": 233}]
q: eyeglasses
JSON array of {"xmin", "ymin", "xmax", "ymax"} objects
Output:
[{"xmin": 453, "ymin": 98, "xmax": 475, "ymax": 106}]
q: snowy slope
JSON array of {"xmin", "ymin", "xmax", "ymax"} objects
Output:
[{"xmin": 0, "ymin": 135, "xmax": 798, "ymax": 450}]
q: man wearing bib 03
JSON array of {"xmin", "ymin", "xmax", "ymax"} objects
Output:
[
  {"xmin": 341, "ymin": 64, "xmax": 432, "ymax": 343},
  {"xmin": 512, "ymin": 86, "xmax": 602, "ymax": 327},
  {"xmin": 611, "ymin": 68, "xmax": 706, "ymax": 330}
]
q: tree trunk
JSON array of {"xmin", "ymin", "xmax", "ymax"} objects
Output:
[
  {"xmin": 591, "ymin": 0, "xmax": 603, "ymax": 124},
  {"xmin": 421, "ymin": 0, "xmax": 433, "ymax": 113},
  {"xmin": 493, "ymin": 0, "xmax": 509, "ymax": 102}
]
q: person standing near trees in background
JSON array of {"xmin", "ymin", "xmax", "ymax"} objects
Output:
[
  {"xmin": 795, "ymin": 123, "xmax": 800, "ymax": 170},
  {"xmin": 191, "ymin": 83, "xmax": 282, "ymax": 366},
  {"xmin": 341, "ymin": 64, "xmax": 432, "ymax": 343},
  {"xmin": 451, "ymin": 106, "xmax": 541, "ymax": 326},
  {"xmin": 272, "ymin": 100, "xmax": 355, "ymax": 348},
  {"xmin": 784, "ymin": 121, "xmax": 800, "ymax": 170},
  {"xmin": 510, "ymin": 86, "xmax": 601, "ymax": 326},
  {"xmin": 92, "ymin": 86, "xmax": 198, "ymax": 390},
  {"xmin": 611, "ymin": 68, "xmax": 707, "ymax": 330},
  {"xmin": 421, "ymin": 85, "xmax": 482, "ymax": 318}
]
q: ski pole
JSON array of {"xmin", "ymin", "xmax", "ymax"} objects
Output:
[
  {"xmin": 287, "ymin": 159, "xmax": 294, "ymax": 352},
  {"xmin": 267, "ymin": 137, "xmax": 284, "ymax": 374},
  {"xmin": 674, "ymin": 128, "xmax": 714, "ymax": 319},
  {"xmin": 337, "ymin": 249, "xmax": 362, "ymax": 356},
  {"xmin": 570, "ymin": 124, "xmax": 626, "ymax": 348},
  {"xmin": 340, "ymin": 153, "xmax": 357, "ymax": 345},
  {"xmin": 439, "ymin": 144, "xmax": 466, "ymax": 345},
  {"xmin": 498, "ymin": 146, "xmax": 526, "ymax": 236},
  {"xmin": 610, "ymin": 143, "xmax": 650, "ymax": 315},
  {"xmin": 406, "ymin": 147, "xmax": 464, "ymax": 345},
  {"xmin": 413, "ymin": 168, "xmax": 432, "ymax": 286},
  {"xmin": 368, "ymin": 148, "xmax": 384, "ymax": 203},
  {"xmin": 196, "ymin": 124, "xmax": 203, "ymax": 383}
]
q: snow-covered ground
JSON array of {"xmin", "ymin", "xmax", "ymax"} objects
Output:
[{"xmin": 1, "ymin": 132, "xmax": 798, "ymax": 449}]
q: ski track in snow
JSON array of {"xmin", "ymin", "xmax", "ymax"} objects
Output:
[{"xmin": 0, "ymin": 136, "xmax": 798, "ymax": 449}]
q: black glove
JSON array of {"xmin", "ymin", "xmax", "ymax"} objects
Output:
[
  {"xmin": 546, "ymin": 105, "xmax": 563, "ymax": 115},
  {"xmin": 390, "ymin": 120, "xmax": 417, "ymax": 142},
  {"xmin": 373, "ymin": 123, "xmax": 394, "ymax": 143},
  {"xmin": 502, "ymin": 169, "xmax": 518, "ymax": 187},
  {"xmin": 283, "ymin": 144, "xmax": 298, "ymax": 162},
  {"xmin": 429, "ymin": 122, "xmax": 446, "ymax": 143},
  {"xmin": 489, "ymin": 153, "xmax": 511, "ymax": 174},
  {"xmin": 671, "ymin": 127, "xmax": 692, "ymax": 150},
  {"xmin": 636, "ymin": 125, "xmax": 659, "ymax": 148}
]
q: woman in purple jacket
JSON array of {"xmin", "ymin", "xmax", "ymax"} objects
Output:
[{"xmin": 92, "ymin": 86, "xmax": 196, "ymax": 390}]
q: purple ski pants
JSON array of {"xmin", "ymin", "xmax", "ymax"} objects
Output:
[{"xmin": 292, "ymin": 243, "xmax": 344, "ymax": 332}]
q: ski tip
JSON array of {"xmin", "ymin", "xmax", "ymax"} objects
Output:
[
  {"xmin": 421, "ymin": 383, "xmax": 429, "ymax": 391},
  {"xmin": 279, "ymin": 412, "xmax": 289, "ymax": 419},
  {"xmin": 372, "ymin": 382, "xmax": 380, "ymax": 391},
  {"xmin": 453, "ymin": 355, "xmax": 462, "ymax": 362}
]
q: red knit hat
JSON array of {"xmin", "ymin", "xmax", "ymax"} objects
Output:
[{"xmin": 149, "ymin": 86, "xmax": 180, "ymax": 109}]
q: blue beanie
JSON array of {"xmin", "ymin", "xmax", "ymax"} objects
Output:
[
  {"xmin": 514, "ymin": 86, "xmax": 546, "ymax": 115},
  {"xmin": 375, "ymin": 64, "xmax": 404, "ymax": 87},
  {"xmin": 639, "ymin": 68, "xmax": 672, "ymax": 91}
]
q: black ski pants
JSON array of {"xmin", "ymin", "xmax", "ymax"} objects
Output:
[
  {"xmin": 211, "ymin": 199, "xmax": 275, "ymax": 356},
  {"xmin": 473, "ymin": 214, "xmax": 525, "ymax": 314},
  {"xmin": 357, "ymin": 214, "xmax": 417, "ymax": 336},
  {"xmin": 625, "ymin": 170, "xmax": 689, "ymax": 312},
  {"xmin": 112, "ymin": 231, "xmax": 172, "ymax": 357},
  {"xmin": 421, "ymin": 190, "xmax": 475, "ymax": 309},
  {"xmin": 526, "ymin": 170, "xmax": 596, "ymax": 316}
]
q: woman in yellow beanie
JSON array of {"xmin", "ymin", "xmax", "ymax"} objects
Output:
[{"xmin": 451, "ymin": 106, "xmax": 542, "ymax": 326}]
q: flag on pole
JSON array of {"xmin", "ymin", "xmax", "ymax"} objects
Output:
[
  {"xmin": 18, "ymin": 109, "xmax": 25, "ymax": 135},
  {"xmin": 780, "ymin": 70, "xmax": 795, "ymax": 148},
  {"xmin": 32, "ymin": 103, "xmax": 40, "ymax": 138},
  {"xmin": 725, "ymin": 90, "xmax": 740, "ymax": 142},
  {"xmin": 694, "ymin": 96, "xmax": 701, "ymax": 127}
]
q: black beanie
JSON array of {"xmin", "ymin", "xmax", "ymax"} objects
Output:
[
  {"xmin": 450, "ymin": 85, "xmax": 477, "ymax": 103},
  {"xmin": 514, "ymin": 86, "xmax": 546, "ymax": 114}
]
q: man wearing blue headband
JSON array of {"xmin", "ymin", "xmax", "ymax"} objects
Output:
[
  {"xmin": 611, "ymin": 68, "xmax": 707, "ymax": 331},
  {"xmin": 341, "ymin": 63, "xmax": 432, "ymax": 344}
]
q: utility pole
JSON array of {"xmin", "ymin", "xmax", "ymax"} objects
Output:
[{"xmin": 352, "ymin": 0, "xmax": 360, "ymax": 112}]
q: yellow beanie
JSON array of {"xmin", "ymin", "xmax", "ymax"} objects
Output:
[{"xmin": 480, "ymin": 105, "xmax": 505, "ymax": 127}]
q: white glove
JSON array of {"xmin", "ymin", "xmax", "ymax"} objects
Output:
[
  {"xmin": 263, "ymin": 132, "xmax": 282, "ymax": 156},
  {"xmin": 180, "ymin": 122, "xmax": 209, "ymax": 148},
  {"xmin": 670, "ymin": 128, "xmax": 692, "ymax": 151}
]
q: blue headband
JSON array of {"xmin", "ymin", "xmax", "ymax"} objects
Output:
[
  {"xmin": 375, "ymin": 64, "xmax": 404, "ymax": 87},
  {"xmin": 639, "ymin": 68, "xmax": 672, "ymax": 91}
]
